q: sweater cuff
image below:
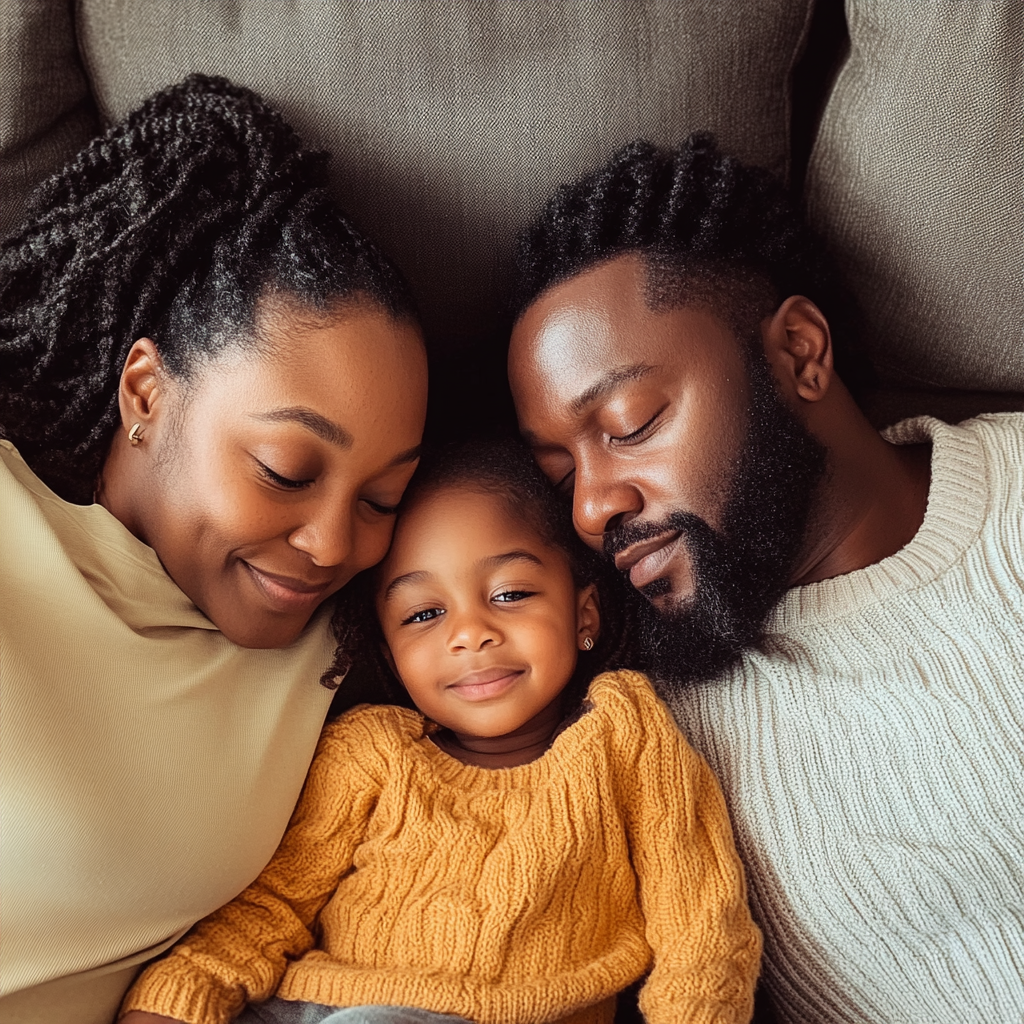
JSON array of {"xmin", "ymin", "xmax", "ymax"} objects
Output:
[{"xmin": 119, "ymin": 961, "xmax": 243, "ymax": 1024}]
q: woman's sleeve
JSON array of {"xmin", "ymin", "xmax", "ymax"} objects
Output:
[
  {"xmin": 119, "ymin": 713, "xmax": 385, "ymax": 1024},
  {"xmin": 618, "ymin": 679, "xmax": 762, "ymax": 1024}
]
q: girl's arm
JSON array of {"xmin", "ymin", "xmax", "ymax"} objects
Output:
[
  {"xmin": 119, "ymin": 716, "xmax": 384, "ymax": 1024},
  {"xmin": 619, "ymin": 678, "xmax": 762, "ymax": 1024}
]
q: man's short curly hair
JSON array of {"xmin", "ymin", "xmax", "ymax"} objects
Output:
[
  {"xmin": 0, "ymin": 74, "xmax": 415, "ymax": 503},
  {"xmin": 514, "ymin": 132, "xmax": 870, "ymax": 393}
]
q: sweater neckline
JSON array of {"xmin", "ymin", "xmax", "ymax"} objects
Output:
[
  {"xmin": 397, "ymin": 673, "xmax": 636, "ymax": 789},
  {"xmin": 766, "ymin": 417, "xmax": 989, "ymax": 632}
]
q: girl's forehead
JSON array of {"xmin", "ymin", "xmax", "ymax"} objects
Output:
[{"xmin": 379, "ymin": 484, "xmax": 565, "ymax": 586}]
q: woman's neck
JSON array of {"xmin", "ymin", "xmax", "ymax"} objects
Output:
[{"xmin": 432, "ymin": 696, "xmax": 565, "ymax": 769}]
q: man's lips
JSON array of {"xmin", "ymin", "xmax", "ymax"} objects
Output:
[
  {"xmin": 614, "ymin": 532, "xmax": 683, "ymax": 590},
  {"xmin": 446, "ymin": 667, "xmax": 525, "ymax": 702},
  {"xmin": 242, "ymin": 562, "xmax": 334, "ymax": 610}
]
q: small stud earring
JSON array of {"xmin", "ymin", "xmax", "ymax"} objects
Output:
[
  {"xmin": 127, "ymin": 423, "xmax": 144, "ymax": 446},
  {"xmin": 582, "ymin": 636, "xmax": 594, "ymax": 651}
]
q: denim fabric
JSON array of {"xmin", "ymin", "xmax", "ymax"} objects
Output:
[{"xmin": 236, "ymin": 997, "xmax": 472, "ymax": 1024}]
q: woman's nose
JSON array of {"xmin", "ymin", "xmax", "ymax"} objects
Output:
[{"xmin": 287, "ymin": 503, "xmax": 353, "ymax": 569}]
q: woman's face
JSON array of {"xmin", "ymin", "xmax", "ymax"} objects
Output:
[{"xmin": 100, "ymin": 300, "xmax": 428, "ymax": 649}]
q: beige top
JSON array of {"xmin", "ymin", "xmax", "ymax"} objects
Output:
[{"xmin": 0, "ymin": 442, "xmax": 336, "ymax": 1024}]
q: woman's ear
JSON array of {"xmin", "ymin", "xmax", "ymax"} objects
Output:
[
  {"xmin": 118, "ymin": 338, "xmax": 169, "ymax": 436},
  {"xmin": 760, "ymin": 295, "xmax": 834, "ymax": 404},
  {"xmin": 576, "ymin": 583, "xmax": 601, "ymax": 649}
]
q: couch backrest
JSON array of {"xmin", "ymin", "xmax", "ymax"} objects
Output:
[
  {"xmin": 806, "ymin": 0, "xmax": 1024, "ymax": 403},
  {"xmin": 4, "ymin": 0, "xmax": 815, "ymax": 362}
]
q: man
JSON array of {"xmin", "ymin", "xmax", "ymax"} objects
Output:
[{"xmin": 507, "ymin": 134, "xmax": 1024, "ymax": 1023}]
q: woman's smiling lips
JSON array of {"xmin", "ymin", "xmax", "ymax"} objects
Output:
[
  {"xmin": 614, "ymin": 532, "xmax": 683, "ymax": 590},
  {"xmin": 446, "ymin": 667, "xmax": 525, "ymax": 702},
  {"xmin": 242, "ymin": 562, "xmax": 334, "ymax": 611}
]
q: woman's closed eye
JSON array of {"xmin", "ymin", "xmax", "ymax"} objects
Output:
[{"xmin": 256, "ymin": 459, "xmax": 314, "ymax": 490}]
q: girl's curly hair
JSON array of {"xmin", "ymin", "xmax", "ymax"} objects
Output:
[
  {"xmin": 322, "ymin": 437, "xmax": 645, "ymax": 718},
  {"xmin": 0, "ymin": 73, "xmax": 414, "ymax": 503},
  {"xmin": 514, "ymin": 132, "xmax": 871, "ymax": 394}
]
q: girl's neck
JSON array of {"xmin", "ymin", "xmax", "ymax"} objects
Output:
[{"xmin": 432, "ymin": 696, "xmax": 565, "ymax": 769}]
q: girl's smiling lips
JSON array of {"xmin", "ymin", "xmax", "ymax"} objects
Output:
[
  {"xmin": 446, "ymin": 667, "xmax": 525, "ymax": 702},
  {"xmin": 242, "ymin": 561, "xmax": 334, "ymax": 610}
]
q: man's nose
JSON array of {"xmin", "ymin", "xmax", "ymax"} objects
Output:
[{"xmin": 572, "ymin": 469, "xmax": 643, "ymax": 546}]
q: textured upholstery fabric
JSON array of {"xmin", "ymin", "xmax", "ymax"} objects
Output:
[
  {"xmin": 806, "ymin": 1, "xmax": 1024, "ymax": 395},
  {"xmin": 0, "ymin": 0, "xmax": 99, "ymax": 238},
  {"xmin": 74, "ymin": 0, "xmax": 814, "ymax": 357}
]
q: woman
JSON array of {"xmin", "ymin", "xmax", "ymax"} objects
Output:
[{"xmin": 0, "ymin": 76, "xmax": 427, "ymax": 1024}]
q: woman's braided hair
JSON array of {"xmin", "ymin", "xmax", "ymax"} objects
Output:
[
  {"xmin": 323, "ymin": 437, "xmax": 644, "ymax": 717},
  {"xmin": 0, "ymin": 74, "xmax": 414, "ymax": 503},
  {"xmin": 514, "ymin": 133, "xmax": 871, "ymax": 393}
]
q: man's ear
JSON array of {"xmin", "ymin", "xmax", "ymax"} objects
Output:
[
  {"xmin": 118, "ymin": 338, "xmax": 169, "ymax": 434},
  {"xmin": 761, "ymin": 296, "xmax": 834, "ymax": 404},
  {"xmin": 576, "ymin": 583, "xmax": 601, "ymax": 649}
]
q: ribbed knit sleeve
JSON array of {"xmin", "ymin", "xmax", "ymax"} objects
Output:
[
  {"xmin": 120, "ymin": 712, "xmax": 386, "ymax": 1024},
  {"xmin": 611, "ymin": 678, "xmax": 761, "ymax": 1024}
]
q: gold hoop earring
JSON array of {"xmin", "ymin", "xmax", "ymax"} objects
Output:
[
  {"xmin": 582, "ymin": 636, "xmax": 594, "ymax": 651},
  {"xmin": 127, "ymin": 423, "xmax": 144, "ymax": 446}
]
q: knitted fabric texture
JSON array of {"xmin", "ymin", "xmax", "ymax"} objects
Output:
[
  {"xmin": 122, "ymin": 670, "xmax": 761, "ymax": 1024},
  {"xmin": 671, "ymin": 414, "xmax": 1024, "ymax": 1024}
]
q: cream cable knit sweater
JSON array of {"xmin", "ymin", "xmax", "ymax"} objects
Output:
[{"xmin": 669, "ymin": 414, "xmax": 1024, "ymax": 1024}]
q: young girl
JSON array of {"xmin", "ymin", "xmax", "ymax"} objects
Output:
[{"xmin": 120, "ymin": 441, "xmax": 761, "ymax": 1024}]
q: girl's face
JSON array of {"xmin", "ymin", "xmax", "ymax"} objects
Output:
[
  {"xmin": 376, "ymin": 486, "xmax": 599, "ymax": 742},
  {"xmin": 99, "ymin": 300, "xmax": 428, "ymax": 649}
]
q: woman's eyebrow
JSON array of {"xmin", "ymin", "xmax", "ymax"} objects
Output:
[{"xmin": 253, "ymin": 406, "xmax": 352, "ymax": 448}]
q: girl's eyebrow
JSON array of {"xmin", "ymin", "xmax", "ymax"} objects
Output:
[
  {"xmin": 381, "ymin": 550, "xmax": 543, "ymax": 602},
  {"xmin": 382, "ymin": 569, "xmax": 432, "ymax": 601},
  {"xmin": 483, "ymin": 549, "xmax": 544, "ymax": 570}
]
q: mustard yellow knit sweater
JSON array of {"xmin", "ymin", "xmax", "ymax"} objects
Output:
[{"xmin": 122, "ymin": 670, "xmax": 761, "ymax": 1024}]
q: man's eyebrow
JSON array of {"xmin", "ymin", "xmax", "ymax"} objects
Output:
[
  {"xmin": 253, "ymin": 407, "xmax": 353, "ymax": 449},
  {"xmin": 570, "ymin": 363, "xmax": 657, "ymax": 415}
]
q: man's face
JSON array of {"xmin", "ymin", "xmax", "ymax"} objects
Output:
[{"xmin": 509, "ymin": 254, "xmax": 825, "ymax": 681}]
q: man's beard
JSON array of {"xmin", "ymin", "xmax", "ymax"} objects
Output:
[{"xmin": 604, "ymin": 348, "xmax": 827, "ymax": 689}]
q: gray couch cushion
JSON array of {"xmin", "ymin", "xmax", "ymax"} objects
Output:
[
  {"xmin": 806, "ymin": 0, "xmax": 1024, "ymax": 395},
  {"xmin": 0, "ymin": 0, "xmax": 99, "ymax": 239},
  {"xmin": 74, "ymin": 0, "xmax": 814, "ymax": 356}
]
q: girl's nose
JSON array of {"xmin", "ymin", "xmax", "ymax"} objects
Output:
[{"xmin": 446, "ymin": 609, "xmax": 502, "ymax": 653}]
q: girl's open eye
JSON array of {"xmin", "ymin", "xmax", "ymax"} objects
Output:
[
  {"xmin": 609, "ymin": 406, "xmax": 666, "ymax": 445},
  {"xmin": 493, "ymin": 590, "xmax": 536, "ymax": 603},
  {"xmin": 402, "ymin": 607, "xmax": 445, "ymax": 625},
  {"xmin": 257, "ymin": 460, "xmax": 313, "ymax": 490}
]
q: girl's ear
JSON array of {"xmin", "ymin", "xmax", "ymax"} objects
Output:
[
  {"xmin": 380, "ymin": 641, "xmax": 399, "ymax": 679},
  {"xmin": 576, "ymin": 583, "xmax": 601, "ymax": 649}
]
